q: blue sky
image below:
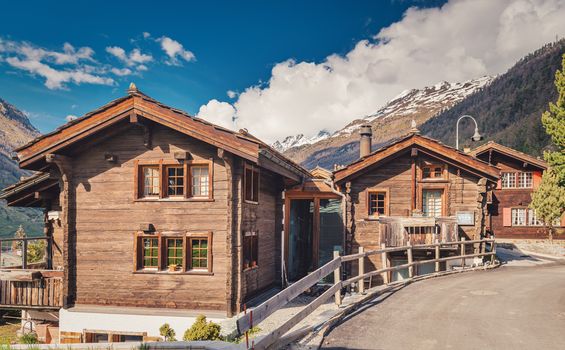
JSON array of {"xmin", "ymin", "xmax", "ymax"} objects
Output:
[{"xmin": 1, "ymin": 0, "xmax": 564, "ymax": 143}]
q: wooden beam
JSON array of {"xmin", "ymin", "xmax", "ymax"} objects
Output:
[{"xmin": 0, "ymin": 270, "xmax": 42, "ymax": 282}]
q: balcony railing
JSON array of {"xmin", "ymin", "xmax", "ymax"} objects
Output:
[
  {"xmin": 0, "ymin": 236, "xmax": 62, "ymax": 309},
  {"xmin": 378, "ymin": 216, "xmax": 459, "ymax": 247}
]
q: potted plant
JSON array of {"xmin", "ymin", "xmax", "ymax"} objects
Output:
[{"xmin": 168, "ymin": 264, "xmax": 180, "ymax": 272}]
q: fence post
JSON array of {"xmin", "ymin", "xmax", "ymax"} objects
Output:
[
  {"xmin": 333, "ymin": 250, "xmax": 341, "ymax": 306},
  {"xmin": 490, "ymin": 240, "xmax": 496, "ymax": 264},
  {"xmin": 380, "ymin": 243, "xmax": 389, "ymax": 285},
  {"xmin": 358, "ymin": 246, "xmax": 365, "ymax": 294},
  {"xmin": 22, "ymin": 239, "xmax": 28, "ymax": 270},
  {"xmin": 460, "ymin": 237, "xmax": 466, "ymax": 268},
  {"xmin": 434, "ymin": 239, "xmax": 440, "ymax": 272},
  {"xmin": 407, "ymin": 242, "xmax": 414, "ymax": 278}
]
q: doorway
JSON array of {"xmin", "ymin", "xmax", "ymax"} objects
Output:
[{"xmin": 288, "ymin": 199, "xmax": 314, "ymax": 281}]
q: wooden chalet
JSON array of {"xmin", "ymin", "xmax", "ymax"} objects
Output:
[
  {"xmin": 0, "ymin": 84, "xmax": 310, "ymax": 342},
  {"xmin": 331, "ymin": 125, "xmax": 499, "ymax": 282},
  {"xmin": 471, "ymin": 141, "xmax": 564, "ymax": 239}
]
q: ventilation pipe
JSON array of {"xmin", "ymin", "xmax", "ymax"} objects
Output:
[{"xmin": 359, "ymin": 125, "xmax": 373, "ymax": 158}]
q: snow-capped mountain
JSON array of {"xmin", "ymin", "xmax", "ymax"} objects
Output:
[
  {"xmin": 280, "ymin": 75, "xmax": 494, "ymax": 166},
  {"xmin": 272, "ymin": 131, "xmax": 330, "ymax": 152}
]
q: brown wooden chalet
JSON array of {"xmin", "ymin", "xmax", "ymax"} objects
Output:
[
  {"xmin": 0, "ymin": 84, "xmax": 311, "ymax": 342},
  {"xmin": 330, "ymin": 126, "xmax": 499, "ymax": 282},
  {"xmin": 471, "ymin": 141, "xmax": 564, "ymax": 239}
]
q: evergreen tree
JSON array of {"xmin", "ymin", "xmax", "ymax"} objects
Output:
[
  {"xmin": 541, "ymin": 53, "xmax": 565, "ymax": 185},
  {"xmin": 531, "ymin": 54, "xmax": 565, "ymax": 239}
]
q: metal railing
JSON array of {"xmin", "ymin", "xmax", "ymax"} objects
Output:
[{"xmin": 0, "ymin": 236, "xmax": 53, "ymax": 270}]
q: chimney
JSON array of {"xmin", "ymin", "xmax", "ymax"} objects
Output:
[{"xmin": 359, "ymin": 125, "xmax": 372, "ymax": 158}]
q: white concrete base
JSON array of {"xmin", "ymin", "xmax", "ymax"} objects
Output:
[{"xmin": 59, "ymin": 305, "xmax": 227, "ymax": 338}]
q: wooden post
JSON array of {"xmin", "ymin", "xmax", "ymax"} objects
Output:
[
  {"xmin": 407, "ymin": 242, "xmax": 414, "ymax": 278},
  {"xmin": 380, "ymin": 243, "xmax": 389, "ymax": 285},
  {"xmin": 333, "ymin": 250, "xmax": 341, "ymax": 306},
  {"xmin": 460, "ymin": 237, "xmax": 466, "ymax": 268},
  {"xmin": 490, "ymin": 240, "xmax": 496, "ymax": 264},
  {"xmin": 22, "ymin": 240, "xmax": 28, "ymax": 270},
  {"xmin": 434, "ymin": 239, "xmax": 440, "ymax": 272},
  {"xmin": 358, "ymin": 247, "xmax": 365, "ymax": 294}
]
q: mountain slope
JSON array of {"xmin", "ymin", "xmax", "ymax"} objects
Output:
[
  {"xmin": 281, "ymin": 76, "xmax": 493, "ymax": 168},
  {"xmin": 420, "ymin": 40, "xmax": 565, "ymax": 156},
  {"xmin": 0, "ymin": 98, "xmax": 43, "ymax": 237}
]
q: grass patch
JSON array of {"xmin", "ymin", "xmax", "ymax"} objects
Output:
[{"xmin": 0, "ymin": 323, "xmax": 20, "ymax": 344}]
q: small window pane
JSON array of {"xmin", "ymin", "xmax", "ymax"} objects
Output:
[
  {"xmin": 369, "ymin": 192, "xmax": 386, "ymax": 216},
  {"xmin": 511, "ymin": 208, "xmax": 526, "ymax": 226},
  {"xmin": 141, "ymin": 238, "xmax": 159, "ymax": 268},
  {"xmin": 519, "ymin": 172, "xmax": 532, "ymax": 188},
  {"xmin": 143, "ymin": 167, "xmax": 160, "ymax": 196},
  {"xmin": 191, "ymin": 166, "xmax": 209, "ymax": 197},
  {"xmin": 502, "ymin": 172, "xmax": 516, "ymax": 188},
  {"xmin": 245, "ymin": 168, "xmax": 253, "ymax": 201},
  {"xmin": 166, "ymin": 238, "xmax": 183, "ymax": 267},
  {"xmin": 167, "ymin": 166, "xmax": 184, "ymax": 196},
  {"xmin": 190, "ymin": 238, "xmax": 208, "ymax": 270},
  {"xmin": 243, "ymin": 233, "xmax": 258, "ymax": 269}
]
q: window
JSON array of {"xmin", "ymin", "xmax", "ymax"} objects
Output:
[
  {"xmin": 501, "ymin": 172, "xmax": 516, "ymax": 188},
  {"xmin": 141, "ymin": 237, "xmax": 159, "ymax": 269},
  {"xmin": 135, "ymin": 160, "xmax": 213, "ymax": 200},
  {"xmin": 243, "ymin": 232, "xmax": 258, "ymax": 269},
  {"xmin": 166, "ymin": 238, "xmax": 184, "ymax": 268},
  {"xmin": 423, "ymin": 189, "xmax": 443, "ymax": 217},
  {"xmin": 511, "ymin": 208, "xmax": 526, "ymax": 226},
  {"xmin": 368, "ymin": 191, "xmax": 387, "ymax": 216},
  {"xmin": 135, "ymin": 232, "xmax": 212, "ymax": 273},
  {"xmin": 527, "ymin": 209, "xmax": 543, "ymax": 226},
  {"xmin": 191, "ymin": 166, "xmax": 209, "ymax": 197},
  {"xmin": 422, "ymin": 165, "xmax": 444, "ymax": 179},
  {"xmin": 165, "ymin": 166, "xmax": 184, "ymax": 196},
  {"xmin": 519, "ymin": 172, "xmax": 533, "ymax": 188},
  {"xmin": 142, "ymin": 166, "xmax": 160, "ymax": 197},
  {"xmin": 189, "ymin": 238, "xmax": 208, "ymax": 270},
  {"xmin": 244, "ymin": 164, "xmax": 259, "ymax": 203}
]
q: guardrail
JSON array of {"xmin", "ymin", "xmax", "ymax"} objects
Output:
[
  {"xmin": 0, "ymin": 236, "xmax": 53, "ymax": 270},
  {"xmin": 237, "ymin": 237, "xmax": 496, "ymax": 349}
]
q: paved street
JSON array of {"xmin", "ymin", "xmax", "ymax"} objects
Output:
[{"xmin": 322, "ymin": 257, "xmax": 565, "ymax": 350}]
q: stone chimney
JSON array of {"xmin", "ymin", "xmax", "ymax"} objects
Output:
[{"xmin": 359, "ymin": 125, "xmax": 372, "ymax": 158}]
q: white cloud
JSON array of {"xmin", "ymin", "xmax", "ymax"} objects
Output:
[
  {"xmin": 143, "ymin": 32, "xmax": 151, "ymax": 39},
  {"xmin": 106, "ymin": 46, "xmax": 153, "ymax": 66},
  {"xmin": 197, "ymin": 0, "xmax": 565, "ymax": 143},
  {"xmin": 136, "ymin": 64, "xmax": 148, "ymax": 72},
  {"xmin": 111, "ymin": 67, "xmax": 133, "ymax": 76},
  {"xmin": 157, "ymin": 36, "xmax": 196, "ymax": 66},
  {"xmin": 195, "ymin": 99, "xmax": 236, "ymax": 130},
  {"xmin": 227, "ymin": 90, "xmax": 237, "ymax": 99}
]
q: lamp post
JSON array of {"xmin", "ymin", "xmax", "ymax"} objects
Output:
[{"xmin": 456, "ymin": 115, "xmax": 483, "ymax": 150}]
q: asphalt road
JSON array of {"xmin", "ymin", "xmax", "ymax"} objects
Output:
[{"xmin": 322, "ymin": 260, "xmax": 565, "ymax": 350}]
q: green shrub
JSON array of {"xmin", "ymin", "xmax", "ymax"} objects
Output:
[
  {"xmin": 183, "ymin": 315, "xmax": 221, "ymax": 341},
  {"xmin": 159, "ymin": 323, "xmax": 176, "ymax": 341},
  {"xmin": 18, "ymin": 333, "xmax": 38, "ymax": 344}
]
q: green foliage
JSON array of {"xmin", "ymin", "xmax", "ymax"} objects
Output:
[
  {"xmin": 27, "ymin": 240, "xmax": 46, "ymax": 264},
  {"xmin": 228, "ymin": 326, "xmax": 261, "ymax": 344},
  {"xmin": 182, "ymin": 315, "xmax": 221, "ymax": 341},
  {"xmin": 541, "ymin": 53, "xmax": 565, "ymax": 185},
  {"xmin": 159, "ymin": 323, "xmax": 176, "ymax": 341},
  {"xmin": 531, "ymin": 169, "xmax": 565, "ymax": 233},
  {"xmin": 12, "ymin": 225, "xmax": 26, "ymax": 251},
  {"xmin": 18, "ymin": 333, "xmax": 38, "ymax": 344}
]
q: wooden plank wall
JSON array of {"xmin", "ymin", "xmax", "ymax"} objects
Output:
[
  {"xmin": 70, "ymin": 125, "xmax": 229, "ymax": 312},
  {"xmin": 240, "ymin": 169, "xmax": 283, "ymax": 303}
]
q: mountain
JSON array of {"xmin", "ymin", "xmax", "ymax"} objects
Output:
[
  {"xmin": 281, "ymin": 76, "xmax": 494, "ymax": 169},
  {"xmin": 272, "ymin": 131, "xmax": 330, "ymax": 152},
  {"xmin": 420, "ymin": 40, "xmax": 565, "ymax": 156},
  {"xmin": 0, "ymin": 98, "xmax": 43, "ymax": 238}
]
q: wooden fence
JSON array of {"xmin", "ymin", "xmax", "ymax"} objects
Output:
[
  {"xmin": 237, "ymin": 238, "xmax": 496, "ymax": 350},
  {"xmin": 0, "ymin": 275, "xmax": 63, "ymax": 309}
]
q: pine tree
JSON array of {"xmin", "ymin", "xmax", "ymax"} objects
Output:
[
  {"xmin": 12, "ymin": 225, "xmax": 26, "ymax": 251},
  {"xmin": 531, "ymin": 53, "xmax": 565, "ymax": 239},
  {"xmin": 541, "ymin": 53, "xmax": 565, "ymax": 184}
]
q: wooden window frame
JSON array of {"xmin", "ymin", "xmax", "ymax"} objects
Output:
[
  {"xmin": 366, "ymin": 188, "xmax": 390, "ymax": 217},
  {"xmin": 242, "ymin": 231, "xmax": 259, "ymax": 271},
  {"xmin": 134, "ymin": 159, "xmax": 214, "ymax": 201},
  {"xmin": 420, "ymin": 163, "xmax": 447, "ymax": 181},
  {"xmin": 501, "ymin": 172, "xmax": 517, "ymax": 189},
  {"xmin": 518, "ymin": 172, "xmax": 533, "ymax": 189},
  {"xmin": 187, "ymin": 232, "xmax": 213, "ymax": 273},
  {"xmin": 164, "ymin": 165, "xmax": 185, "ymax": 198},
  {"xmin": 187, "ymin": 160, "xmax": 214, "ymax": 200},
  {"xmin": 133, "ymin": 231, "xmax": 213, "ymax": 274},
  {"xmin": 419, "ymin": 183, "xmax": 448, "ymax": 217},
  {"xmin": 243, "ymin": 163, "xmax": 260, "ymax": 204},
  {"xmin": 510, "ymin": 207, "xmax": 527, "ymax": 226}
]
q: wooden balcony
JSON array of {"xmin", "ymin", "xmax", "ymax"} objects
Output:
[
  {"xmin": 0, "ymin": 236, "xmax": 63, "ymax": 309},
  {"xmin": 378, "ymin": 216, "xmax": 459, "ymax": 247}
]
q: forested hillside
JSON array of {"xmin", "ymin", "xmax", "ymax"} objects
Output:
[{"xmin": 421, "ymin": 40, "xmax": 565, "ymax": 156}]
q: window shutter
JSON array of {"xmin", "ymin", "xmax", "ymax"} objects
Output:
[
  {"xmin": 496, "ymin": 178, "xmax": 502, "ymax": 190},
  {"xmin": 532, "ymin": 171, "xmax": 543, "ymax": 189},
  {"xmin": 502, "ymin": 208, "xmax": 512, "ymax": 227}
]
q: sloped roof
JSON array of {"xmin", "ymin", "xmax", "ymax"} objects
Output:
[
  {"xmin": 469, "ymin": 141, "xmax": 547, "ymax": 170},
  {"xmin": 333, "ymin": 132, "xmax": 500, "ymax": 183},
  {"xmin": 14, "ymin": 86, "xmax": 310, "ymax": 181}
]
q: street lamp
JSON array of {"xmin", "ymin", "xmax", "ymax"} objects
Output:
[{"xmin": 456, "ymin": 115, "xmax": 483, "ymax": 150}]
